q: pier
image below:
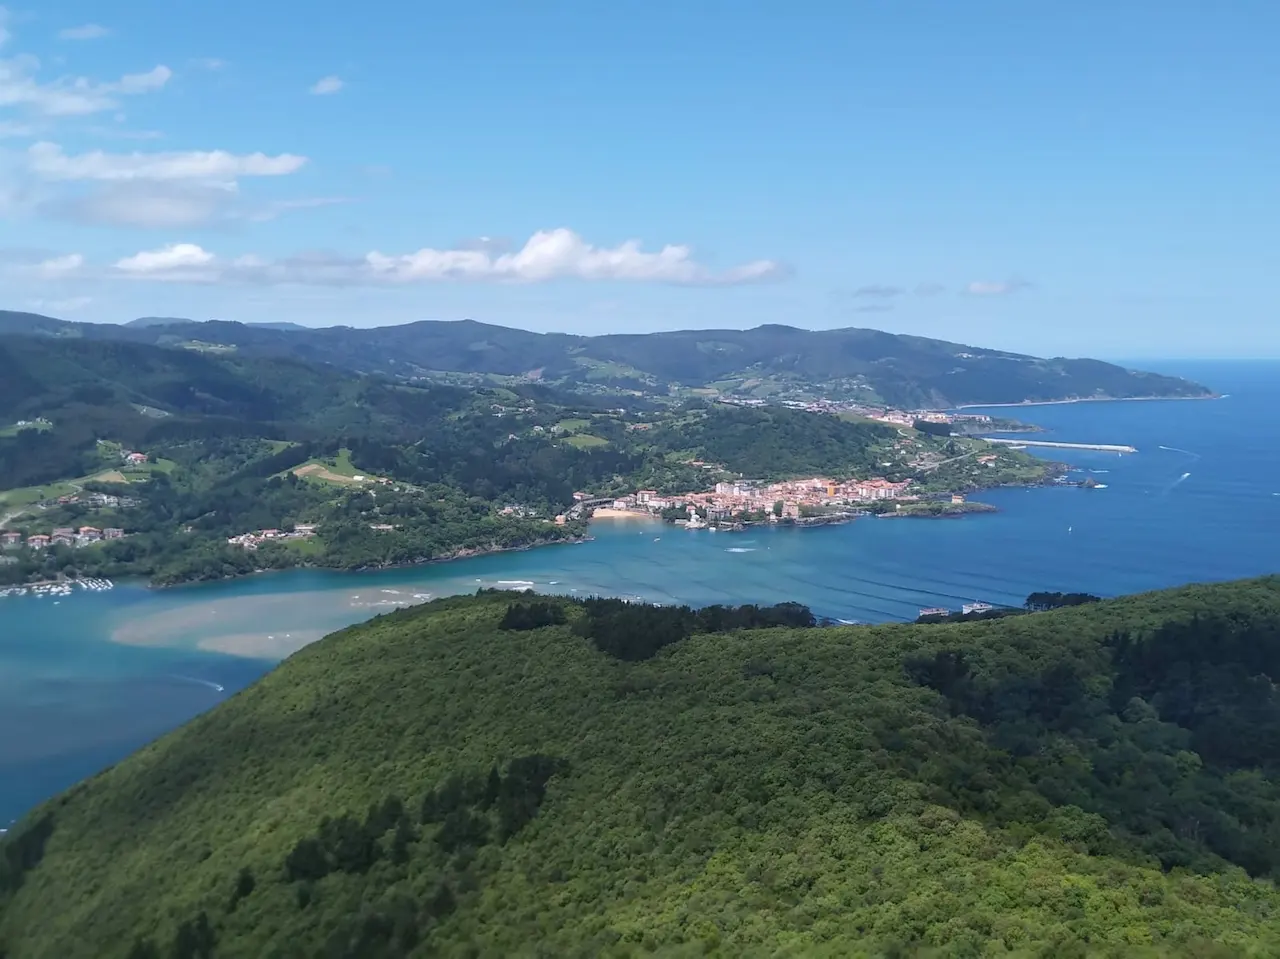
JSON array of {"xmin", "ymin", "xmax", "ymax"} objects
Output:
[{"xmin": 985, "ymin": 438, "xmax": 1137, "ymax": 453}]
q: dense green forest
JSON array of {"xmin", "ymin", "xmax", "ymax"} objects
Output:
[
  {"xmin": 3, "ymin": 577, "xmax": 1279, "ymax": 956},
  {"xmin": 1, "ymin": 335, "xmax": 1051, "ymax": 586},
  {"xmin": 0, "ymin": 311, "xmax": 1212, "ymax": 407}
]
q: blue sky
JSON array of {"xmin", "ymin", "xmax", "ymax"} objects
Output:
[{"xmin": 1, "ymin": 1, "xmax": 1276, "ymax": 357}]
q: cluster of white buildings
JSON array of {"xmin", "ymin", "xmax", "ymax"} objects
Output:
[
  {"xmin": 724, "ymin": 397, "xmax": 1007, "ymax": 432},
  {"xmin": 719, "ymin": 396, "xmax": 992, "ymax": 429},
  {"xmin": 0, "ymin": 526, "xmax": 125, "ymax": 550},
  {"xmin": 919, "ymin": 601, "xmax": 996, "ymax": 619},
  {"xmin": 226, "ymin": 525, "xmax": 317, "ymax": 550}
]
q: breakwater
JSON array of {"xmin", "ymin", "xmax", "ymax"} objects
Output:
[{"xmin": 985, "ymin": 438, "xmax": 1137, "ymax": 453}]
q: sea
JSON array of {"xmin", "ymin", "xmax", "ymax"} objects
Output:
[{"xmin": 2, "ymin": 360, "xmax": 1277, "ymax": 825}]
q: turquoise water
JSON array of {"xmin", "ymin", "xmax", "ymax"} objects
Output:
[{"xmin": 2, "ymin": 360, "xmax": 1277, "ymax": 823}]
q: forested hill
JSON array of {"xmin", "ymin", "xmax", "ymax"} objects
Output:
[
  {"xmin": 12, "ymin": 335, "xmax": 1020, "ymax": 587},
  {"xmin": 3, "ymin": 578, "xmax": 1280, "ymax": 957},
  {"xmin": 0, "ymin": 309, "xmax": 1211, "ymax": 407}
]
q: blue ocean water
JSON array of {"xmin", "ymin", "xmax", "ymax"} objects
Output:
[{"xmin": 2, "ymin": 360, "xmax": 1277, "ymax": 823}]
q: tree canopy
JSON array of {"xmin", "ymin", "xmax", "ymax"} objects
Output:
[{"xmin": 3, "ymin": 577, "xmax": 1280, "ymax": 956}]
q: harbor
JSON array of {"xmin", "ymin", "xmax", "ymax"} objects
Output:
[{"xmin": 0, "ymin": 577, "xmax": 114, "ymax": 600}]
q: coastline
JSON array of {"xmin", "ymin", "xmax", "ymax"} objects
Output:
[
  {"xmin": 954, "ymin": 394, "xmax": 1220, "ymax": 411},
  {"xmin": 147, "ymin": 533, "xmax": 592, "ymax": 591}
]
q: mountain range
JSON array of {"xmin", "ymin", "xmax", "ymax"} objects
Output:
[{"xmin": 0, "ymin": 310, "xmax": 1211, "ymax": 408}]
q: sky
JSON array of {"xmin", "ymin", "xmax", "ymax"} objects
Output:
[{"xmin": 1, "ymin": 1, "xmax": 1276, "ymax": 357}]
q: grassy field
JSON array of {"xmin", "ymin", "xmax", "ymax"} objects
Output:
[
  {"xmin": 563, "ymin": 433, "xmax": 609, "ymax": 449},
  {"xmin": 0, "ymin": 455, "xmax": 180, "ymax": 509},
  {"xmin": 291, "ymin": 448, "xmax": 382, "ymax": 486},
  {"xmin": 569, "ymin": 356, "xmax": 654, "ymax": 382},
  {"xmin": 0, "ymin": 479, "xmax": 80, "ymax": 509},
  {"xmin": 836, "ymin": 411, "xmax": 887, "ymax": 426},
  {"xmin": 280, "ymin": 535, "xmax": 325, "ymax": 557}
]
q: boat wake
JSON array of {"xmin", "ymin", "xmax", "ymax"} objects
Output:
[
  {"xmin": 171, "ymin": 675, "xmax": 225, "ymax": 694},
  {"xmin": 724, "ymin": 547, "xmax": 756, "ymax": 553}
]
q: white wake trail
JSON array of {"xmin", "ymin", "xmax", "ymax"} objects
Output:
[{"xmin": 171, "ymin": 675, "xmax": 225, "ymax": 693}]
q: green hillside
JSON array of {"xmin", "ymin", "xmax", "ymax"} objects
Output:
[
  {"xmin": 2, "ymin": 334, "xmax": 1053, "ymax": 588},
  {"xmin": 0, "ymin": 311, "xmax": 1212, "ymax": 407},
  {"xmin": 3, "ymin": 579, "xmax": 1280, "ymax": 957}
]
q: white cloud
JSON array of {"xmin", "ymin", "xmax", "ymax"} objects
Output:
[
  {"xmin": 113, "ymin": 65, "xmax": 171, "ymax": 94},
  {"xmin": 53, "ymin": 182, "xmax": 237, "ymax": 228},
  {"xmin": 965, "ymin": 279, "xmax": 1031, "ymax": 296},
  {"xmin": 28, "ymin": 142, "xmax": 307, "ymax": 182},
  {"xmin": 0, "ymin": 55, "xmax": 171, "ymax": 116},
  {"xmin": 365, "ymin": 229, "xmax": 784, "ymax": 285},
  {"xmin": 115, "ymin": 243, "xmax": 215, "ymax": 276},
  {"xmin": 108, "ymin": 229, "xmax": 787, "ymax": 287},
  {"xmin": 45, "ymin": 181, "xmax": 345, "ymax": 228},
  {"xmin": 58, "ymin": 24, "xmax": 112, "ymax": 41},
  {"xmin": 309, "ymin": 75, "xmax": 344, "ymax": 95},
  {"xmin": 28, "ymin": 252, "xmax": 84, "ymax": 278},
  {"xmin": 192, "ymin": 57, "xmax": 226, "ymax": 71},
  {"xmin": 0, "ymin": 119, "xmax": 33, "ymax": 137}
]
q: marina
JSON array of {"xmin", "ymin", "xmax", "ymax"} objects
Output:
[{"xmin": 0, "ymin": 577, "xmax": 114, "ymax": 600}]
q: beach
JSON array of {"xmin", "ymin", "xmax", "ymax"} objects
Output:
[{"xmin": 589, "ymin": 507, "xmax": 660, "ymax": 520}]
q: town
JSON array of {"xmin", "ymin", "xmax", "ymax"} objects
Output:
[
  {"xmin": 587, "ymin": 473, "xmax": 974, "ymax": 528},
  {"xmin": 717, "ymin": 396, "xmax": 1000, "ymax": 429}
]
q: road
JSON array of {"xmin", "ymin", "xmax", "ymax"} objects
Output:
[
  {"xmin": 919, "ymin": 449, "xmax": 978, "ymax": 472},
  {"xmin": 0, "ymin": 507, "xmax": 28, "ymax": 529}
]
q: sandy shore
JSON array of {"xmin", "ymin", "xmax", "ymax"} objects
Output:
[{"xmin": 590, "ymin": 508, "xmax": 658, "ymax": 520}]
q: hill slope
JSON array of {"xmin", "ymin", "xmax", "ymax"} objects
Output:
[
  {"xmin": 3, "ymin": 580, "xmax": 1280, "ymax": 957},
  {"xmin": 0, "ymin": 311, "xmax": 1212, "ymax": 407}
]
